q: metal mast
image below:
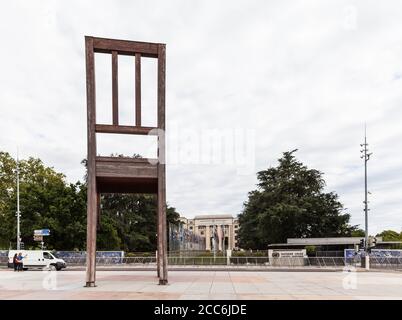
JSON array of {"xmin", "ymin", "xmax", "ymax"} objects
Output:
[
  {"xmin": 360, "ymin": 125, "xmax": 372, "ymax": 252},
  {"xmin": 16, "ymin": 150, "xmax": 21, "ymax": 250}
]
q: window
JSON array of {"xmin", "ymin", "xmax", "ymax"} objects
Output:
[{"xmin": 43, "ymin": 252, "xmax": 54, "ymax": 260}]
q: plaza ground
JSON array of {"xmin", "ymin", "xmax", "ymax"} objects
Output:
[{"xmin": 0, "ymin": 269, "xmax": 401, "ymax": 300}]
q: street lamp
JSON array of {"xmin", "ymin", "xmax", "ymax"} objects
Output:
[{"xmin": 360, "ymin": 126, "xmax": 372, "ymax": 268}]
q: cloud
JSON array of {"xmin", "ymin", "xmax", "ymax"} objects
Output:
[{"xmin": 1, "ymin": 0, "xmax": 402, "ymax": 235}]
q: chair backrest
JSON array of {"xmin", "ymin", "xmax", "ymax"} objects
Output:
[{"xmin": 85, "ymin": 36, "xmax": 166, "ymax": 161}]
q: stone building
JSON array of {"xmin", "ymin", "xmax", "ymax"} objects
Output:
[{"xmin": 180, "ymin": 214, "xmax": 239, "ymax": 251}]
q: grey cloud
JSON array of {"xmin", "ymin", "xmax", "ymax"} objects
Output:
[{"xmin": 1, "ymin": 0, "xmax": 401, "ymax": 235}]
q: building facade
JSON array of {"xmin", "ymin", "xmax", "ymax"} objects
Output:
[{"xmin": 180, "ymin": 214, "xmax": 239, "ymax": 251}]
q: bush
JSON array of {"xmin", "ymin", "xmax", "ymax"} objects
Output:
[
  {"xmin": 232, "ymin": 250, "xmax": 267, "ymax": 257},
  {"xmin": 125, "ymin": 252, "xmax": 154, "ymax": 257}
]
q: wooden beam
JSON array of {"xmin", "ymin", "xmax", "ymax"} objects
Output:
[
  {"xmin": 96, "ymin": 177, "xmax": 158, "ymax": 194},
  {"xmin": 92, "ymin": 37, "xmax": 159, "ymax": 57},
  {"xmin": 84, "ymin": 36, "xmax": 98, "ymax": 287},
  {"xmin": 157, "ymin": 44, "xmax": 166, "ymax": 132},
  {"xmin": 96, "ymin": 159, "xmax": 158, "ymax": 179},
  {"xmin": 112, "ymin": 51, "xmax": 118, "ymax": 125},
  {"xmin": 135, "ymin": 53, "xmax": 141, "ymax": 126},
  {"xmin": 95, "ymin": 124, "xmax": 157, "ymax": 135},
  {"xmin": 157, "ymin": 43, "xmax": 168, "ymax": 285}
]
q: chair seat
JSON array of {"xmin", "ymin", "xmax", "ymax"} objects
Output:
[{"xmin": 95, "ymin": 156, "xmax": 158, "ymax": 193}]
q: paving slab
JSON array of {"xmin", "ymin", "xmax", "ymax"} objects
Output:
[{"xmin": 0, "ymin": 269, "xmax": 401, "ymax": 300}]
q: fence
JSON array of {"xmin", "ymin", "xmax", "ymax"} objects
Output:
[
  {"xmin": 58, "ymin": 256, "xmax": 364, "ymax": 268},
  {"xmin": 315, "ymin": 251, "xmax": 345, "ymax": 257},
  {"xmin": 369, "ymin": 256, "xmax": 402, "ymax": 269},
  {"xmin": 2, "ymin": 254, "xmax": 402, "ymax": 270}
]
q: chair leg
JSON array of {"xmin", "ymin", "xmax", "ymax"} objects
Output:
[{"xmin": 85, "ymin": 188, "xmax": 98, "ymax": 287}]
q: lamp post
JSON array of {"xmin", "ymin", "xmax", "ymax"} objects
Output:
[{"xmin": 360, "ymin": 126, "xmax": 372, "ymax": 268}]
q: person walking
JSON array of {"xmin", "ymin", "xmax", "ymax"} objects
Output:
[{"xmin": 13, "ymin": 253, "xmax": 18, "ymax": 271}]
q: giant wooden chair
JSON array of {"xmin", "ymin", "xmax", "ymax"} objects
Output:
[{"xmin": 84, "ymin": 36, "xmax": 168, "ymax": 286}]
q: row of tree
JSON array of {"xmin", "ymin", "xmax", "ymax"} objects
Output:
[
  {"xmin": 1, "ymin": 150, "xmax": 399, "ymax": 251},
  {"xmin": 0, "ymin": 151, "xmax": 179, "ymax": 251}
]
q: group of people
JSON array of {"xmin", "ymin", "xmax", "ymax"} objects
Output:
[{"xmin": 13, "ymin": 252, "xmax": 26, "ymax": 272}]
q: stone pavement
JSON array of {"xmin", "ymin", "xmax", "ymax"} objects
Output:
[{"xmin": 0, "ymin": 269, "xmax": 401, "ymax": 300}]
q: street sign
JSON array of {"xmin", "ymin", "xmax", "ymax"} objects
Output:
[
  {"xmin": 34, "ymin": 229, "xmax": 50, "ymax": 236},
  {"xmin": 33, "ymin": 235, "xmax": 43, "ymax": 242}
]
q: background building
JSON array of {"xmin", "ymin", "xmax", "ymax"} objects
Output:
[{"xmin": 180, "ymin": 214, "xmax": 239, "ymax": 251}]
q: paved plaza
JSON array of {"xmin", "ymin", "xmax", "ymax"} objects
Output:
[{"xmin": 0, "ymin": 269, "xmax": 401, "ymax": 300}]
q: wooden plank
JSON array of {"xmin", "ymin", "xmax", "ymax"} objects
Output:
[
  {"xmin": 135, "ymin": 53, "xmax": 141, "ymax": 126},
  {"xmin": 84, "ymin": 36, "xmax": 98, "ymax": 287},
  {"xmin": 157, "ymin": 44, "xmax": 166, "ymax": 131},
  {"xmin": 157, "ymin": 162, "xmax": 167, "ymax": 284},
  {"xmin": 92, "ymin": 37, "xmax": 159, "ymax": 57},
  {"xmin": 97, "ymin": 177, "xmax": 158, "ymax": 194},
  {"xmin": 157, "ymin": 43, "xmax": 168, "ymax": 284},
  {"xmin": 95, "ymin": 124, "xmax": 157, "ymax": 135},
  {"xmin": 112, "ymin": 51, "xmax": 118, "ymax": 125},
  {"xmin": 96, "ymin": 161, "xmax": 158, "ymax": 179}
]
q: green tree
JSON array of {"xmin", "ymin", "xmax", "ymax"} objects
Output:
[
  {"xmin": 0, "ymin": 151, "xmax": 180, "ymax": 251},
  {"xmin": 238, "ymin": 150, "xmax": 357, "ymax": 249},
  {"xmin": 376, "ymin": 230, "xmax": 402, "ymax": 241},
  {"xmin": 351, "ymin": 229, "xmax": 365, "ymax": 237},
  {"xmin": 99, "ymin": 193, "xmax": 179, "ymax": 251},
  {"xmin": 0, "ymin": 152, "xmax": 87, "ymax": 250}
]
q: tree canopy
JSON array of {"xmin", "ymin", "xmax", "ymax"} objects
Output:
[
  {"xmin": 376, "ymin": 230, "xmax": 402, "ymax": 241},
  {"xmin": 0, "ymin": 151, "xmax": 179, "ymax": 251},
  {"xmin": 238, "ymin": 150, "xmax": 359, "ymax": 249}
]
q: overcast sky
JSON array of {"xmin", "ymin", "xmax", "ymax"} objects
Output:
[{"xmin": 1, "ymin": 1, "xmax": 402, "ymax": 235}]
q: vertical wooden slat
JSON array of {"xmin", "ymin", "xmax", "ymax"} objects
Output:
[
  {"xmin": 85, "ymin": 36, "xmax": 98, "ymax": 287},
  {"xmin": 157, "ymin": 44, "xmax": 168, "ymax": 285},
  {"xmin": 135, "ymin": 53, "xmax": 141, "ymax": 126},
  {"xmin": 112, "ymin": 51, "xmax": 119, "ymax": 125}
]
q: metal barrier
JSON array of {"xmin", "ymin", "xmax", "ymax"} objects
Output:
[
  {"xmin": 165, "ymin": 256, "xmax": 402, "ymax": 269},
  {"xmin": 58, "ymin": 256, "xmax": 363, "ymax": 268},
  {"xmin": 3, "ymin": 255, "xmax": 401, "ymax": 270},
  {"xmin": 62, "ymin": 256, "xmax": 157, "ymax": 265},
  {"xmin": 369, "ymin": 256, "xmax": 402, "ymax": 269}
]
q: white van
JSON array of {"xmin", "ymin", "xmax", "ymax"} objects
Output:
[{"xmin": 8, "ymin": 250, "xmax": 67, "ymax": 271}]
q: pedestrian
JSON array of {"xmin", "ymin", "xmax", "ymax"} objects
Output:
[
  {"xmin": 16, "ymin": 252, "xmax": 26, "ymax": 272},
  {"xmin": 13, "ymin": 253, "xmax": 18, "ymax": 271}
]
